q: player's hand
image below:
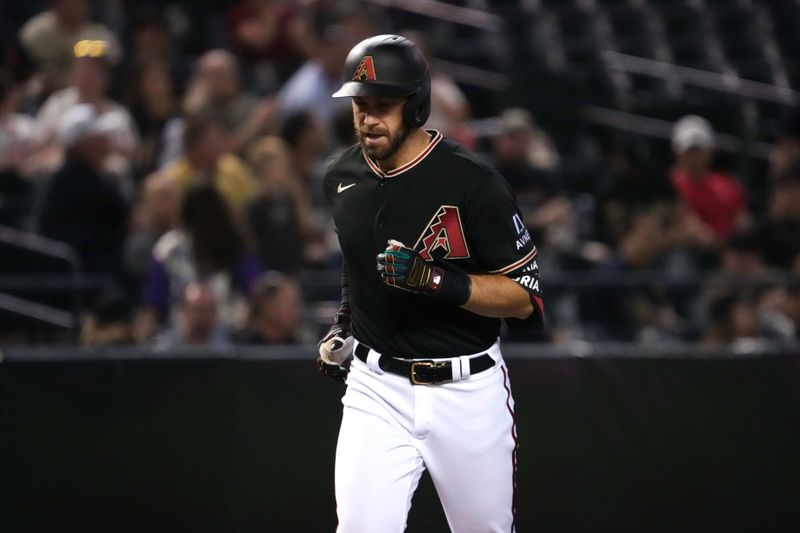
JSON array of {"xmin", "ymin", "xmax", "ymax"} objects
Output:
[
  {"xmin": 317, "ymin": 322, "xmax": 353, "ymax": 384},
  {"xmin": 377, "ymin": 239, "xmax": 446, "ymax": 295},
  {"xmin": 377, "ymin": 240, "xmax": 471, "ymax": 306}
]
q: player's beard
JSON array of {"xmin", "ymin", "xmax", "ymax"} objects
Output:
[{"xmin": 356, "ymin": 122, "xmax": 411, "ymax": 162}]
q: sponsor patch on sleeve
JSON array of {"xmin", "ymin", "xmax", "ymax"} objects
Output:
[{"xmin": 512, "ymin": 213, "xmax": 532, "ymax": 252}]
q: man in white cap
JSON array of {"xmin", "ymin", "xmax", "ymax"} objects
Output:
[
  {"xmin": 33, "ymin": 39, "xmax": 138, "ymax": 176},
  {"xmin": 38, "ymin": 103, "xmax": 130, "ymax": 276},
  {"xmin": 670, "ymin": 115, "xmax": 747, "ymax": 244}
]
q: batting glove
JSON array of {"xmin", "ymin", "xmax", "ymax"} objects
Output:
[
  {"xmin": 377, "ymin": 239, "xmax": 471, "ymax": 305},
  {"xmin": 317, "ymin": 320, "xmax": 353, "ymax": 384}
]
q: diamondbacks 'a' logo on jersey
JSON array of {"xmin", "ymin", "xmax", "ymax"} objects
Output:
[
  {"xmin": 353, "ymin": 56, "xmax": 377, "ymax": 81},
  {"xmin": 414, "ymin": 206, "xmax": 470, "ymax": 261}
]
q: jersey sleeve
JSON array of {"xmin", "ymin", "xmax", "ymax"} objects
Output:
[{"xmin": 465, "ymin": 173, "xmax": 544, "ymax": 329}]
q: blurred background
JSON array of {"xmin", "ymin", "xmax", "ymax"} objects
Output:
[
  {"xmin": 0, "ymin": 0, "xmax": 799, "ymax": 348},
  {"xmin": 1, "ymin": 1, "xmax": 799, "ymax": 531}
]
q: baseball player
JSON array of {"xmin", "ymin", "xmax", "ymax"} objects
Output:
[{"xmin": 318, "ymin": 35, "xmax": 544, "ymax": 533}]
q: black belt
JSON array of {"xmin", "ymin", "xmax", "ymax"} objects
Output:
[{"xmin": 354, "ymin": 343, "xmax": 495, "ymax": 385}]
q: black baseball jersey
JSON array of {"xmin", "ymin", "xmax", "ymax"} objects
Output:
[{"xmin": 324, "ymin": 130, "xmax": 543, "ymax": 358}]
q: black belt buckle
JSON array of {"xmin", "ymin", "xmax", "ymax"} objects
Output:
[{"xmin": 410, "ymin": 360, "xmax": 450, "ymax": 385}]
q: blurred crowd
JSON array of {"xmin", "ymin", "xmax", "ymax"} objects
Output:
[{"xmin": 1, "ymin": 0, "xmax": 799, "ymax": 349}]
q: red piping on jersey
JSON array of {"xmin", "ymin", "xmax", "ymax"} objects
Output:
[
  {"xmin": 363, "ymin": 130, "xmax": 443, "ymax": 178},
  {"xmin": 489, "ymin": 247, "xmax": 538, "ymax": 275},
  {"xmin": 502, "ymin": 365, "xmax": 518, "ymax": 532}
]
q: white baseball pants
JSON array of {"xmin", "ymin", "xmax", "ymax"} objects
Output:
[{"xmin": 335, "ymin": 340, "xmax": 517, "ymax": 533}]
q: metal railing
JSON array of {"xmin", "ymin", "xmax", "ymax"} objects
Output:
[
  {"xmin": 361, "ymin": 0, "xmax": 509, "ymax": 91},
  {"xmin": 582, "ymin": 105, "xmax": 774, "ymax": 158},
  {"xmin": 602, "ymin": 51, "xmax": 799, "ymax": 106},
  {"xmin": 0, "ymin": 225, "xmax": 82, "ymax": 270},
  {"xmin": 0, "ymin": 225, "xmax": 84, "ymax": 331},
  {"xmin": 0, "ymin": 292, "xmax": 76, "ymax": 329},
  {"xmin": 364, "ymin": 0, "xmax": 504, "ymax": 31}
]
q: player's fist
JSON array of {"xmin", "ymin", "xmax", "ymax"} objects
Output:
[
  {"xmin": 317, "ymin": 321, "xmax": 353, "ymax": 384},
  {"xmin": 377, "ymin": 240, "xmax": 471, "ymax": 305},
  {"xmin": 377, "ymin": 239, "xmax": 442, "ymax": 294}
]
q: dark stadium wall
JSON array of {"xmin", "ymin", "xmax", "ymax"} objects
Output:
[{"xmin": 2, "ymin": 352, "xmax": 800, "ymax": 532}]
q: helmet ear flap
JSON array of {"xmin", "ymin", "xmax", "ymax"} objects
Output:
[{"xmin": 402, "ymin": 75, "xmax": 431, "ymax": 128}]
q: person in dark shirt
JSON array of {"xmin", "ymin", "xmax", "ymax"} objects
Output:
[
  {"xmin": 137, "ymin": 184, "xmax": 262, "ymax": 342},
  {"xmin": 491, "ymin": 107, "xmax": 560, "ymax": 207},
  {"xmin": 123, "ymin": 57, "xmax": 177, "ymax": 177},
  {"xmin": 244, "ymin": 135, "xmax": 315, "ymax": 274},
  {"xmin": 0, "ymin": 70, "xmax": 35, "ymax": 228},
  {"xmin": 754, "ymin": 168, "xmax": 800, "ymax": 269},
  {"xmin": 39, "ymin": 103, "xmax": 130, "ymax": 276},
  {"xmin": 236, "ymin": 271, "xmax": 303, "ymax": 344}
]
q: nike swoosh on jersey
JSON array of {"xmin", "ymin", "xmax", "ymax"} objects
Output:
[{"xmin": 337, "ymin": 182, "xmax": 356, "ymax": 193}]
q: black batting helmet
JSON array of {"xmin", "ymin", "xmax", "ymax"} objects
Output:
[{"xmin": 332, "ymin": 34, "xmax": 431, "ymax": 128}]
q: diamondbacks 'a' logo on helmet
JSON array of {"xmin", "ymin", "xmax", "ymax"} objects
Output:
[
  {"xmin": 414, "ymin": 206, "xmax": 470, "ymax": 261},
  {"xmin": 352, "ymin": 56, "xmax": 377, "ymax": 81}
]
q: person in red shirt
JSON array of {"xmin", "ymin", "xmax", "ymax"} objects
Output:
[{"xmin": 670, "ymin": 115, "xmax": 748, "ymax": 245}]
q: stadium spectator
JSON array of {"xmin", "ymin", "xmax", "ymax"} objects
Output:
[
  {"xmin": 280, "ymin": 109, "xmax": 331, "ymax": 261},
  {"xmin": 778, "ymin": 281, "xmax": 800, "ymax": 338},
  {"xmin": 769, "ymin": 106, "xmax": 800, "ymax": 181},
  {"xmin": 4, "ymin": 1, "xmax": 800, "ymax": 348},
  {"xmin": 400, "ymin": 30, "xmax": 471, "ymax": 141},
  {"xmin": 594, "ymin": 138, "xmax": 676, "ymax": 254},
  {"xmin": 278, "ymin": 23, "xmax": 355, "ymax": 129},
  {"xmin": 224, "ymin": 0, "xmax": 314, "ymax": 89},
  {"xmin": 123, "ymin": 58, "xmax": 177, "ymax": 178},
  {"xmin": 577, "ymin": 216, "xmax": 689, "ymax": 341},
  {"xmin": 719, "ymin": 230, "xmax": 771, "ymax": 278},
  {"xmin": 670, "ymin": 115, "xmax": 747, "ymax": 245},
  {"xmin": 701, "ymin": 286, "xmax": 795, "ymax": 345},
  {"xmin": 155, "ymin": 281, "xmax": 230, "ymax": 349},
  {"xmin": 160, "ymin": 112, "xmax": 255, "ymax": 213},
  {"xmin": 33, "ymin": 40, "xmax": 138, "ymax": 177},
  {"xmin": 182, "ymin": 49, "xmax": 277, "ymax": 154},
  {"xmin": 138, "ymin": 184, "xmax": 261, "ymax": 341},
  {"xmin": 125, "ymin": 9, "xmax": 183, "ymax": 73},
  {"xmin": 330, "ymin": 105, "xmax": 358, "ymax": 155},
  {"xmin": 582, "ymin": 187, "xmax": 690, "ymax": 342},
  {"xmin": 236, "ymin": 272, "xmax": 304, "ymax": 344},
  {"xmin": 1, "ymin": 31, "xmax": 34, "ymax": 93},
  {"xmin": 18, "ymin": 0, "xmax": 121, "ymax": 96},
  {"xmin": 281, "ymin": 109, "xmax": 325, "ymax": 194},
  {"xmin": 702, "ymin": 292, "xmax": 761, "ymax": 346},
  {"xmin": 492, "ymin": 108, "xmax": 563, "ymax": 231},
  {"xmin": 80, "ymin": 288, "xmax": 135, "ymax": 347},
  {"xmin": 490, "ymin": 107, "xmax": 588, "ymax": 268},
  {"xmin": 38, "ymin": 103, "xmax": 131, "ymax": 277},
  {"xmin": 124, "ymin": 171, "xmax": 180, "ymax": 283},
  {"xmin": 0, "ymin": 70, "xmax": 36, "ymax": 227},
  {"xmin": 244, "ymin": 136, "xmax": 316, "ymax": 273},
  {"xmin": 751, "ymin": 168, "xmax": 800, "ymax": 269}
]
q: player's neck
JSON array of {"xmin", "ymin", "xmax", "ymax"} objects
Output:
[{"xmin": 377, "ymin": 128, "xmax": 432, "ymax": 172}]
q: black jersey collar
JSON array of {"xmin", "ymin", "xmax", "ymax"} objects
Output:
[{"xmin": 364, "ymin": 129, "xmax": 443, "ymax": 178}]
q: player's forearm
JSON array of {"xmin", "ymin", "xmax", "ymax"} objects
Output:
[{"xmin": 461, "ymin": 274, "xmax": 533, "ymax": 320}]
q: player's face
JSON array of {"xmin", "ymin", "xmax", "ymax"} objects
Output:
[{"xmin": 352, "ymin": 96, "xmax": 410, "ymax": 161}]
